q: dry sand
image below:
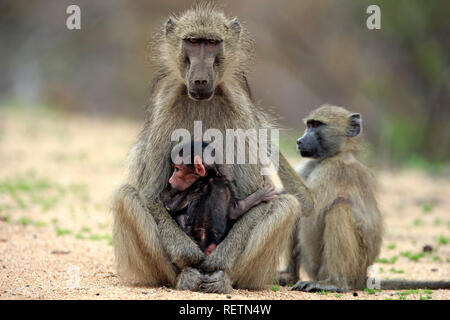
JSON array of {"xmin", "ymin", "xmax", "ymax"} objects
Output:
[{"xmin": 0, "ymin": 106, "xmax": 449, "ymax": 300}]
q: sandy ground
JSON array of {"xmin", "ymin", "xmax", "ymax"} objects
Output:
[{"xmin": 0, "ymin": 106, "xmax": 449, "ymax": 300}]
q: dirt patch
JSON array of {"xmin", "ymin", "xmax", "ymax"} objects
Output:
[{"xmin": 0, "ymin": 107, "xmax": 448, "ymax": 300}]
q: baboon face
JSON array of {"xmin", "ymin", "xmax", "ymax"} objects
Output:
[
  {"xmin": 297, "ymin": 111, "xmax": 361, "ymax": 159},
  {"xmin": 182, "ymin": 38, "xmax": 224, "ymax": 101},
  {"xmin": 169, "ymin": 157, "xmax": 206, "ymax": 191},
  {"xmin": 164, "ymin": 7, "xmax": 243, "ymax": 102}
]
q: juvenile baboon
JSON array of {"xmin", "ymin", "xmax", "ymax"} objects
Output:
[
  {"xmin": 112, "ymin": 4, "xmax": 310, "ymax": 293},
  {"xmin": 160, "ymin": 141, "xmax": 278, "ymax": 256},
  {"xmin": 278, "ymin": 105, "xmax": 450, "ymax": 292}
]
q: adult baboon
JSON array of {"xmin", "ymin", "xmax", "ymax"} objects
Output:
[
  {"xmin": 112, "ymin": 4, "xmax": 311, "ymax": 293},
  {"xmin": 279, "ymin": 105, "xmax": 450, "ymax": 292}
]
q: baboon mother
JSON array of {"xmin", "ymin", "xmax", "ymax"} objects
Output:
[{"xmin": 112, "ymin": 4, "xmax": 311, "ymax": 293}]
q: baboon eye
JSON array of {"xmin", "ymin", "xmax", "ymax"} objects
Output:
[
  {"xmin": 307, "ymin": 120, "xmax": 323, "ymax": 129},
  {"xmin": 188, "ymin": 38, "xmax": 198, "ymax": 43},
  {"xmin": 208, "ymin": 39, "xmax": 218, "ymax": 44}
]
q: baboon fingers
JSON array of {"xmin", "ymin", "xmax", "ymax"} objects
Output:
[
  {"xmin": 200, "ymin": 270, "xmax": 233, "ymax": 294},
  {"xmin": 176, "ymin": 267, "xmax": 203, "ymax": 292}
]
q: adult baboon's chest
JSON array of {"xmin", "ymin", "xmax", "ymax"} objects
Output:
[{"xmin": 151, "ymin": 96, "xmax": 264, "ymax": 197}]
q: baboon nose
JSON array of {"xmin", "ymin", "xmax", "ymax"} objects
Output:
[
  {"xmin": 297, "ymin": 139, "xmax": 302, "ymax": 145},
  {"xmin": 194, "ymin": 79, "xmax": 208, "ymax": 85}
]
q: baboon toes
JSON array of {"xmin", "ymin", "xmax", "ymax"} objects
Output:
[
  {"xmin": 176, "ymin": 267, "xmax": 202, "ymax": 291},
  {"xmin": 200, "ymin": 270, "xmax": 233, "ymax": 294},
  {"xmin": 291, "ymin": 281, "xmax": 346, "ymax": 293},
  {"xmin": 277, "ymin": 272, "xmax": 297, "ymax": 287}
]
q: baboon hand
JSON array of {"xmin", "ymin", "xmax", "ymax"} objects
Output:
[
  {"xmin": 259, "ymin": 184, "xmax": 278, "ymax": 202},
  {"xmin": 176, "ymin": 267, "xmax": 202, "ymax": 291},
  {"xmin": 200, "ymin": 270, "xmax": 233, "ymax": 294}
]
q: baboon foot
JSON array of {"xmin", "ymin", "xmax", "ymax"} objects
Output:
[
  {"xmin": 176, "ymin": 267, "xmax": 202, "ymax": 291},
  {"xmin": 277, "ymin": 271, "xmax": 298, "ymax": 287},
  {"xmin": 200, "ymin": 270, "xmax": 232, "ymax": 294},
  {"xmin": 291, "ymin": 281, "xmax": 346, "ymax": 293}
]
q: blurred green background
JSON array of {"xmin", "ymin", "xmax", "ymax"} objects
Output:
[{"xmin": 0, "ymin": 0, "xmax": 449, "ymax": 172}]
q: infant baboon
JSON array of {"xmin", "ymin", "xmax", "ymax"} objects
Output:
[
  {"xmin": 279, "ymin": 105, "xmax": 450, "ymax": 292},
  {"xmin": 160, "ymin": 141, "xmax": 278, "ymax": 256}
]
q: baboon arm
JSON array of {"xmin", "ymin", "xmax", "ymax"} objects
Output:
[
  {"xmin": 278, "ymin": 152, "xmax": 315, "ymax": 216},
  {"xmin": 320, "ymin": 199, "xmax": 364, "ymax": 289},
  {"xmin": 229, "ymin": 189, "xmax": 267, "ymax": 220},
  {"xmin": 147, "ymin": 199, "xmax": 206, "ymax": 269}
]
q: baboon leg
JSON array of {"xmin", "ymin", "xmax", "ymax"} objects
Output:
[
  {"xmin": 112, "ymin": 184, "xmax": 177, "ymax": 286},
  {"xmin": 278, "ymin": 220, "xmax": 301, "ymax": 286},
  {"xmin": 292, "ymin": 201, "xmax": 365, "ymax": 292},
  {"xmin": 230, "ymin": 194, "xmax": 300, "ymax": 290}
]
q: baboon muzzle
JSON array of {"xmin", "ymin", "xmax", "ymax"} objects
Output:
[{"xmin": 188, "ymin": 62, "xmax": 214, "ymax": 101}]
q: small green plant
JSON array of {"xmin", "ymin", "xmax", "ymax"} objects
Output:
[
  {"xmin": 387, "ymin": 243, "xmax": 396, "ymax": 250},
  {"xmin": 88, "ymin": 234, "xmax": 112, "ymax": 242},
  {"xmin": 56, "ymin": 228, "xmax": 71, "ymax": 236},
  {"xmin": 395, "ymin": 289, "xmax": 420, "ymax": 296},
  {"xmin": 0, "ymin": 172, "xmax": 68, "ymax": 213},
  {"xmin": 389, "ymin": 268, "xmax": 404, "ymax": 274},
  {"xmin": 433, "ymin": 219, "xmax": 442, "ymax": 226},
  {"xmin": 422, "ymin": 289, "xmax": 433, "ymax": 295},
  {"xmin": 18, "ymin": 216, "xmax": 32, "ymax": 225},
  {"xmin": 413, "ymin": 219, "xmax": 422, "ymax": 226},
  {"xmin": 421, "ymin": 202, "xmax": 435, "ymax": 213},
  {"xmin": 400, "ymin": 251, "xmax": 411, "ymax": 258},
  {"xmin": 410, "ymin": 252, "xmax": 425, "ymax": 261},
  {"xmin": 334, "ymin": 293, "xmax": 343, "ymax": 298},
  {"xmin": 400, "ymin": 251, "xmax": 427, "ymax": 261},
  {"xmin": 364, "ymin": 288, "xmax": 376, "ymax": 295},
  {"xmin": 375, "ymin": 256, "xmax": 398, "ymax": 264},
  {"xmin": 438, "ymin": 235, "xmax": 448, "ymax": 245},
  {"xmin": 35, "ymin": 220, "xmax": 47, "ymax": 227},
  {"xmin": 317, "ymin": 290, "xmax": 329, "ymax": 295},
  {"xmin": 271, "ymin": 284, "xmax": 280, "ymax": 292}
]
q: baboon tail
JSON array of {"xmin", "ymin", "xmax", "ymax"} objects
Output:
[{"xmin": 379, "ymin": 280, "xmax": 450, "ymax": 290}]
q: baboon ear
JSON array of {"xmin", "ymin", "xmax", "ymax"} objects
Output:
[
  {"xmin": 229, "ymin": 17, "xmax": 241, "ymax": 34},
  {"xmin": 347, "ymin": 113, "xmax": 361, "ymax": 137},
  {"xmin": 165, "ymin": 17, "xmax": 177, "ymax": 36},
  {"xmin": 193, "ymin": 155, "xmax": 206, "ymax": 177}
]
